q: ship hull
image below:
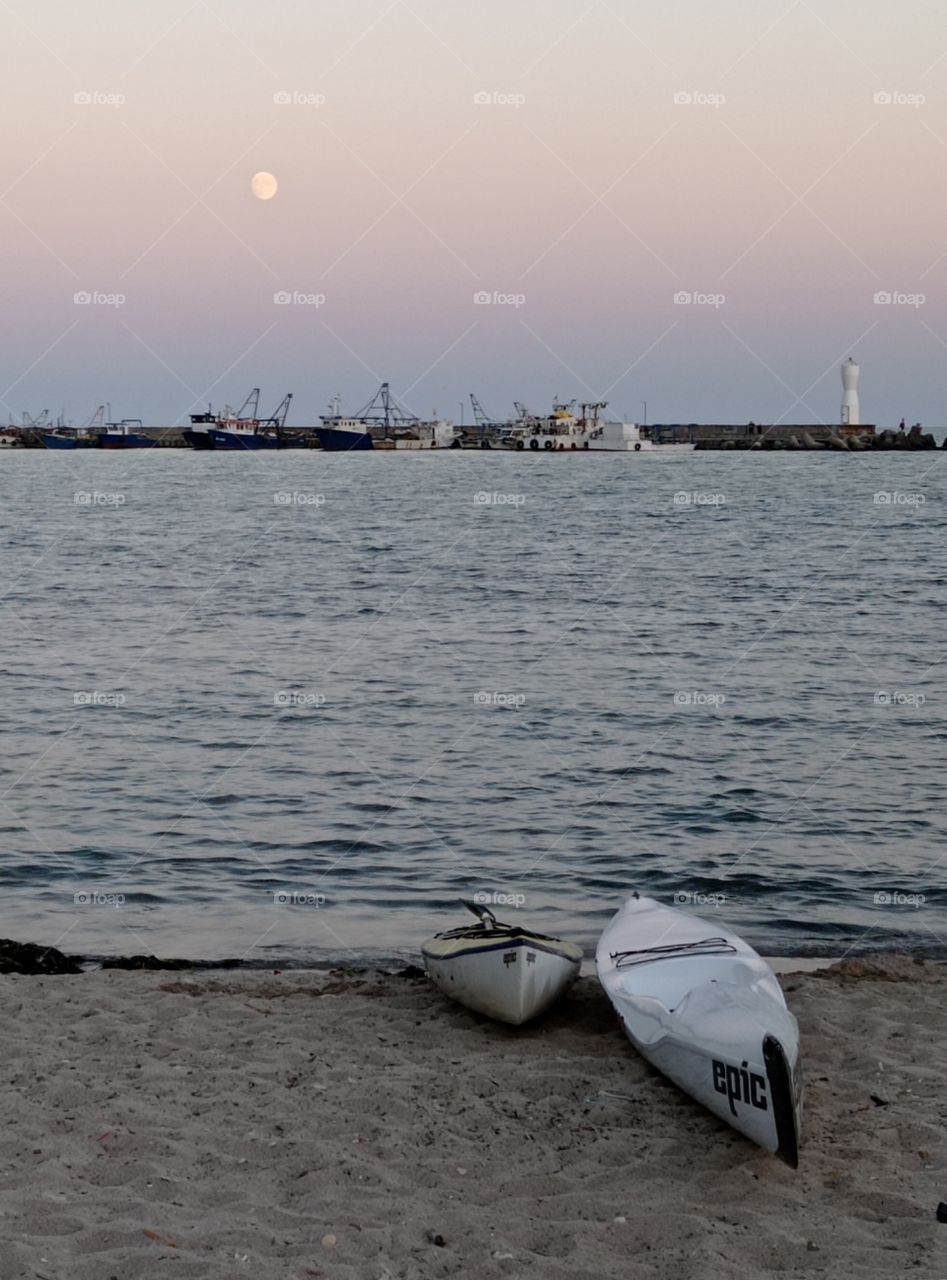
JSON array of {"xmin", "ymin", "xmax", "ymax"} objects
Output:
[
  {"xmin": 315, "ymin": 427, "xmax": 374, "ymax": 451},
  {"xmin": 506, "ymin": 430, "xmax": 695, "ymax": 453},
  {"xmin": 97, "ymin": 433, "xmax": 157, "ymax": 449},
  {"xmin": 183, "ymin": 428, "xmax": 216, "ymax": 450},
  {"xmin": 206, "ymin": 428, "xmax": 282, "ymax": 450}
]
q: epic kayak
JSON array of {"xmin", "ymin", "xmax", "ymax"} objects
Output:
[
  {"xmin": 422, "ymin": 901, "xmax": 582, "ymax": 1025},
  {"xmin": 596, "ymin": 894, "xmax": 802, "ymax": 1166}
]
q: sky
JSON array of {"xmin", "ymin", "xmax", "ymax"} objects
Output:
[{"xmin": 0, "ymin": 0, "xmax": 945, "ymax": 428}]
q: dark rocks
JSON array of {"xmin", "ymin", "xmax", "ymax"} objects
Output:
[
  {"xmin": 871, "ymin": 427, "xmax": 937, "ymax": 450},
  {"xmin": 696, "ymin": 423, "xmax": 939, "ymax": 450},
  {"xmin": 0, "ymin": 939, "xmax": 82, "ymax": 975}
]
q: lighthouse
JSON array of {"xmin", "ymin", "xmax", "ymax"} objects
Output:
[{"xmin": 841, "ymin": 357, "xmax": 860, "ymax": 426}]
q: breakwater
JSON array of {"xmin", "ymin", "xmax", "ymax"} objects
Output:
[{"xmin": 678, "ymin": 423, "xmax": 941, "ymax": 451}]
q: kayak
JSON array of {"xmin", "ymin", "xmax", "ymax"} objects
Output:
[
  {"xmin": 596, "ymin": 894, "xmax": 802, "ymax": 1166},
  {"xmin": 422, "ymin": 901, "xmax": 582, "ymax": 1025}
]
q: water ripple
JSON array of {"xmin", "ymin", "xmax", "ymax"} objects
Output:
[{"xmin": 0, "ymin": 450, "xmax": 944, "ymax": 959}]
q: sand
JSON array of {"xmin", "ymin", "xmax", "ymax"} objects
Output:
[{"xmin": 0, "ymin": 957, "xmax": 944, "ymax": 1279}]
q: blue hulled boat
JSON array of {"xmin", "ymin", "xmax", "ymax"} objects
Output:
[
  {"xmin": 206, "ymin": 426, "xmax": 285, "ymax": 450},
  {"xmin": 97, "ymin": 420, "xmax": 157, "ymax": 449},
  {"xmin": 182, "ymin": 390, "xmax": 305, "ymax": 450},
  {"xmin": 182, "ymin": 407, "xmax": 216, "ymax": 450},
  {"xmin": 315, "ymin": 383, "xmax": 457, "ymax": 451},
  {"xmin": 314, "ymin": 422, "xmax": 374, "ymax": 451}
]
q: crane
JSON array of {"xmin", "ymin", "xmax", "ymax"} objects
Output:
[
  {"xmin": 237, "ymin": 388, "xmax": 261, "ymax": 421},
  {"xmin": 220, "ymin": 389, "xmax": 260, "ymax": 423},
  {"xmin": 579, "ymin": 401, "xmax": 608, "ymax": 425},
  {"xmin": 470, "ymin": 393, "xmax": 491, "ymax": 427},
  {"xmin": 469, "ymin": 393, "xmax": 498, "ymax": 441},
  {"xmin": 261, "ymin": 393, "xmax": 293, "ymax": 432},
  {"xmin": 352, "ymin": 382, "xmax": 418, "ymax": 432}
]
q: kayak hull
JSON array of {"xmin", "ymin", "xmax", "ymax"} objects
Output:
[
  {"xmin": 596, "ymin": 896, "xmax": 802, "ymax": 1165},
  {"xmin": 422, "ymin": 931, "xmax": 581, "ymax": 1025}
]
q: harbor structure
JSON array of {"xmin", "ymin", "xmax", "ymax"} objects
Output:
[
  {"xmin": 841, "ymin": 358, "xmax": 860, "ymax": 426},
  {"xmin": 6, "ymin": 355, "xmax": 943, "ymax": 450}
]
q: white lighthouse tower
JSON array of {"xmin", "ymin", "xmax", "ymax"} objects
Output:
[{"xmin": 841, "ymin": 357, "xmax": 860, "ymax": 426}]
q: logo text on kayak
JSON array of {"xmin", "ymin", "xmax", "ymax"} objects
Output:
[{"xmin": 712, "ymin": 1059, "xmax": 768, "ymax": 1116}]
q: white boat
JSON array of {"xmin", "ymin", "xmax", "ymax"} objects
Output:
[
  {"xmin": 422, "ymin": 902, "xmax": 582, "ymax": 1025},
  {"xmin": 586, "ymin": 420, "xmax": 692, "ymax": 451},
  {"xmin": 596, "ymin": 894, "xmax": 802, "ymax": 1166},
  {"xmin": 382, "ymin": 420, "xmax": 459, "ymax": 450},
  {"xmin": 504, "ymin": 401, "xmax": 693, "ymax": 452}
]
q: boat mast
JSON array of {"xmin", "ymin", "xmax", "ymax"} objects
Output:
[
  {"xmin": 234, "ymin": 388, "xmax": 260, "ymax": 421},
  {"xmin": 261, "ymin": 392, "xmax": 293, "ymax": 435},
  {"xmin": 349, "ymin": 382, "xmax": 419, "ymax": 437}
]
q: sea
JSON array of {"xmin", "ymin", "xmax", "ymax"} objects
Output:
[{"xmin": 0, "ymin": 446, "xmax": 944, "ymax": 966}]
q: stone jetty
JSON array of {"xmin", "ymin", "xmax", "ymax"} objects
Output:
[{"xmin": 682, "ymin": 423, "xmax": 941, "ymax": 451}]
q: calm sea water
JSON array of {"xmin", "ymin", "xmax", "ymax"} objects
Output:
[{"xmin": 0, "ymin": 447, "xmax": 944, "ymax": 964}]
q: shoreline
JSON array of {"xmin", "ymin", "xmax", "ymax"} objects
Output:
[
  {"xmin": 1, "ymin": 956, "xmax": 943, "ymax": 1278},
  {"xmin": 4, "ymin": 935, "xmax": 946, "ymax": 977}
]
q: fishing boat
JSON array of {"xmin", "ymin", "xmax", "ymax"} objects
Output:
[
  {"xmin": 596, "ymin": 894, "xmax": 802, "ymax": 1166},
  {"xmin": 504, "ymin": 400, "xmax": 694, "ymax": 452},
  {"xmin": 43, "ymin": 431, "xmax": 81, "ymax": 450},
  {"xmin": 206, "ymin": 391, "xmax": 289, "ymax": 450},
  {"xmin": 316, "ymin": 383, "xmax": 458, "ymax": 451},
  {"xmin": 315, "ymin": 416, "xmax": 375, "ymax": 451},
  {"xmin": 183, "ymin": 391, "xmax": 305, "ymax": 450},
  {"xmin": 182, "ymin": 407, "xmax": 217, "ymax": 450},
  {"xmin": 422, "ymin": 901, "xmax": 582, "ymax": 1025},
  {"xmin": 43, "ymin": 429, "xmax": 99, "ymax": 449},
  {"xmin": 502, "ymin": 400, "xmax": 589, "ymax": 451},
  {"xmin": 43, "ymin": 406, "xmax": 105, "ymax": 450},
  {"xmin": 315, "ymin": 389, "xmax": 375, "ymax": 451},
  {"xmin": 97, "ymin": 419, "xmax": 157, "ymax": 449},
  {"xmin": 17, "ymin": 410, "xmax": 52, "ymax": 447}
]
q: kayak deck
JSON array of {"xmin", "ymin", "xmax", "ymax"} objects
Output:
[{"xmin": 596, "ymin": 895, "xmax": 802, "ymax": 1166}]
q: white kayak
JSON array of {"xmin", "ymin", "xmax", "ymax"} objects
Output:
[
  {"xmin": 596, "ymin": 894, "xmax": 802, "ymax": 1166},
  {"xmin": 422, "ymin": 902, "xmax": 582, "ymax": 1025}
]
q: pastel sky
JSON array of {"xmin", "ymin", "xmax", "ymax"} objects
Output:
[{"xmin": 1, "ymin": 0, "xmax": 945, "ymax": 427}]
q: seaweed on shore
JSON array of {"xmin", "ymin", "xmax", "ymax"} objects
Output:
[
  {"xmin": 0, "ymin": 940, "xmax": 82, "ymax": 975},
  {"xmin": 99, "ymin": 954, "xmax": 241, "ymax": 971}
]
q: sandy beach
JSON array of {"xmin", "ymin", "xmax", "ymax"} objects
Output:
[{"xmin": 0, "ymin": 956, "xmax": 944, "ymax": 1280}]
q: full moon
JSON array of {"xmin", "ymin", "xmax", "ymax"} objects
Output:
[{"xmin": 251, "ymin": 171, "xmax": 278, "ymax": 200}]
